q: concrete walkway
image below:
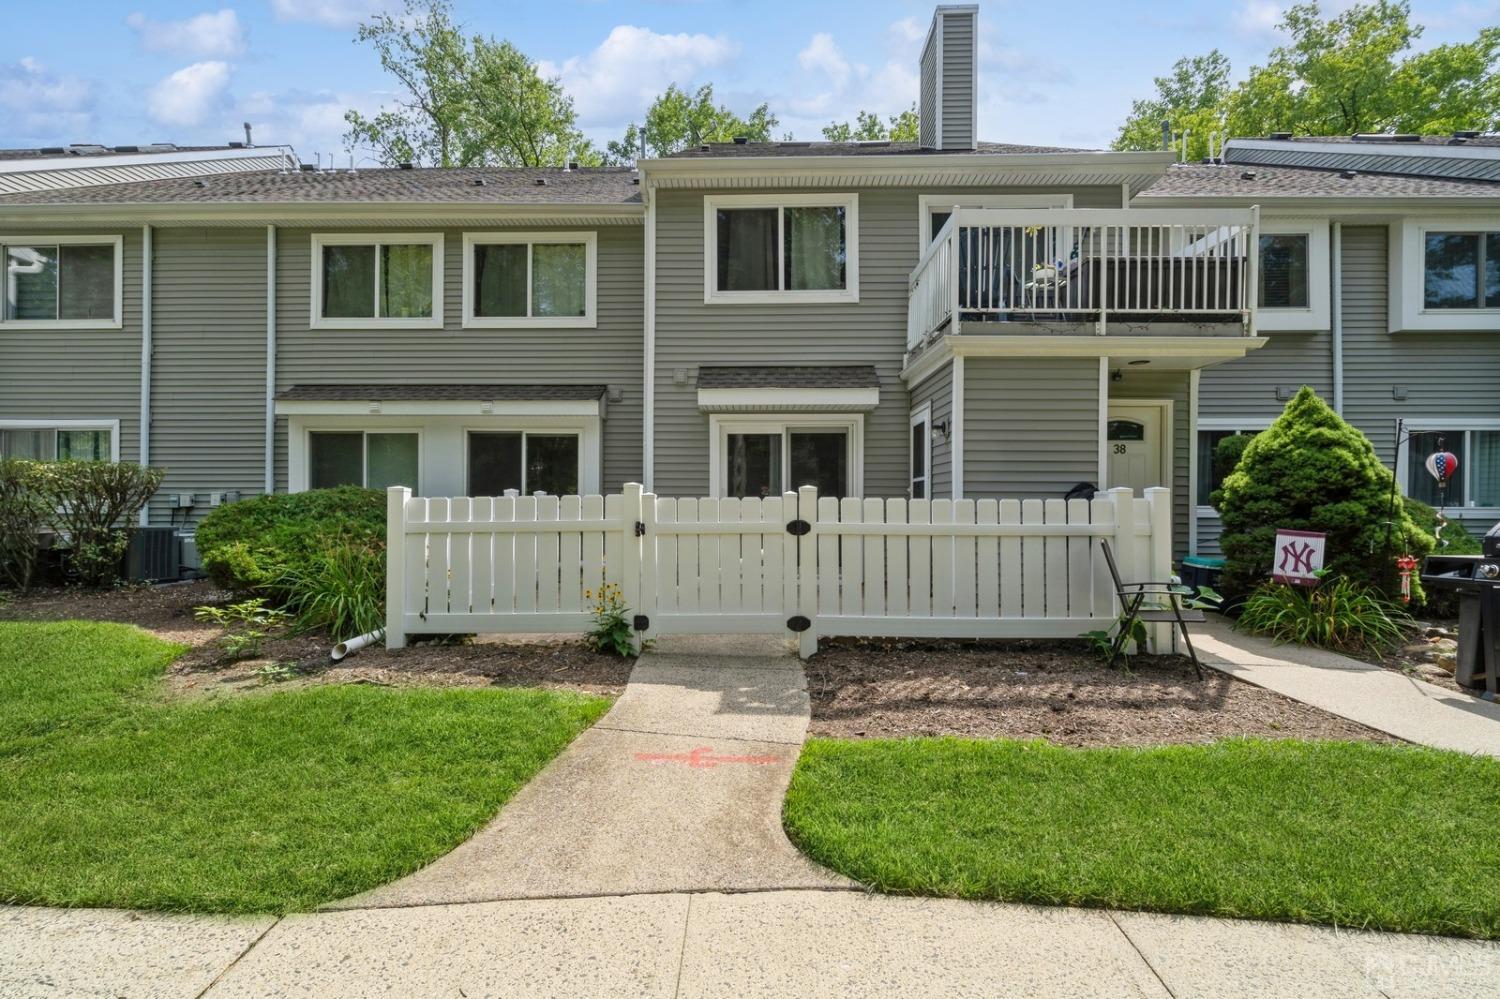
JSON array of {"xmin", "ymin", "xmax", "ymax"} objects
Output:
[
  {"xmin": 5, "ymin": 635, "xmax": 1499, "ymax": 997},
  {"xmin": 1195, "ymin": 616, "xmax": 1500, "ymax": 757}
]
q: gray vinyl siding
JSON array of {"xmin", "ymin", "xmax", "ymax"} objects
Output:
[
  {"xmin": 1110, "ymin": 368, "xmax": 1192, "ymax": 559},
  {"xmin": 939, "ymin": 10, "xmax": 976, "ymax": 151},
  {"xmin": 148, "ymin": 227, "xmax": 268, "ymax": 527},
  {"xmin": 1197, "ymin": 514, "xmax": 1224, "ymax": 556},
  {"xmin": 273, "ymin": 224, "xmax": 644, "ymax": 493},
  {"xmin": 0, "ymin": 227, "xmax": 143, "ymax": 464},
  {"xmin": 1198, "ymin": 331, "xmax": 1333, "ymax": 420},
  {"xmin": 651, "ymin": 186, "xmax": 1125, "ymax": 498},
  {"xmin": 962, "ymin": 357, "xmax": 1100, "ymax": 499},
  {"xmin": 918, "ymin": 31, "xmax": 937, "ymax": 149},
  {"xmin": 910, "ymin": 363, "xmax": 952, "ymax": 497}
]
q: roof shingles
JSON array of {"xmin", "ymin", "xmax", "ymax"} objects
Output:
[
  {"xmin": 1140, "ymin": 162, "xmax": 1500, "ymax": 199},
  {"xmin": 697, "ymin": 366, "xmax": 881, "ymax": 389},
  {"xmin": 277, "ymin": 384, "xmax": 607, "ymax": 402}
]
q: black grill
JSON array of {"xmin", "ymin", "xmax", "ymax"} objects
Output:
[{"xmin": 1420, "ymin": 521, "xmax": 1500, "ymax": 699}]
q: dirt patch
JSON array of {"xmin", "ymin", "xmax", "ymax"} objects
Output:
[
  {"xmin": 807, "ymin": 638, "xmax": 1396, "ymax": 747},
  {"xmin": 1, "ymin": 580, "xmax": 631, "ymax": 698}
]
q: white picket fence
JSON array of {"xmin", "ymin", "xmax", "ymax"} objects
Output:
[{"xmin": 385, "ymin": 484, "xmax": 1173, "ymax": 658}]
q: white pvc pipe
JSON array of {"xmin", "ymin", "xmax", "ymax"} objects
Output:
[{"xmin": 330, "ymin": 628, "xmax": 385, "ymax": 661}]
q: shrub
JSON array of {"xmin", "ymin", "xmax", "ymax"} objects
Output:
[
  {"xmin": 37, "ymin": 461, "xmax": 165, "ymax": 588},
  {"xmin": 195, "ymin": 487, "xmax": 385, "ymax": 593},
  {"xmin": 0, "ymin": 460, "xmax": 51, "ymax": 591},
  {"xmin": 1236, "ymin": 575, "xmax": 1414, "ymax": 654},
  {"xmin": 1213, "ymin": 387, "xmax": 1432, "ymax": 601},
  {"xmin": 1212, "ymin": 432, "xmax": 1255, "ymax": 494},
  {"xmin": 280, "ymin": 540, "xmax": 386, "ymax": 641},
  {"xmin": 1405, "ymin": 499, "xmax": 1482, "ymax": 556}
]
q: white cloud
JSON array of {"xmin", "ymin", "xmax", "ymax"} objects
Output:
[
  {"xmin": 0, "ymin": 58, "xmax": 95, "ymax": 140},
  {"xmin": 268, "ymin": 0, "xmax": 391, "ymax": 28},
  {"xmin": 540, "ymin": 25, "xmax": 737, "ymax": 126},
  {"xmin": 1234, "ymin": 0, "xmax": 1286, "ymax": 39},
  {"xmin": 240, "ymin": 87, "xmax": 380, "ymax": 161},
  {"xmin": 126, "ymin": 9, "xmax": 247, "ymax": 58},
  {"xmin": 798, "ymin": 33, "xmax": 851, "ymax": 89},
  {"xmin": 888, "ymin": 17, "xmax": 926, "ymax": 47},
  {"xmin": 147, "ymin": 61, "xmax": 232, "ymax": 126}
]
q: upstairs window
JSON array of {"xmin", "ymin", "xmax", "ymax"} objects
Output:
[
  {"xmin": 462, "ymin": 232, "xmax": 597, "ymax": 327},
  {"xmin": 705, "ymin": 194, "xmax": 858, "ymax": 303},
  {"xmin": 312, "ymin": 234, "xmax": 442, "ymax": 328},
  {"xmin": 1258, "ymin": 233, "xmax": 1310, "ymax": 309},
  {"xmin": 2, "ymin": 238, "xmax": 121, "ymax": 327},
  {"xmin": 1424, "ymin": 232, "xmax": 1500, "ymax": 311}
]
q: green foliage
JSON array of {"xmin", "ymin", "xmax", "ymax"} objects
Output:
[
  {"xmin": 1212, "ymin": 432, "xmax": 1255, "ymax": 488},
  {"xmin": 822, "ymin": 105, "xmax": 920, "ymax": 142},
  {"xmin": 605, "ymin": 83, "xmax": 780, "ymax": 162},
  {"xmin": 0, "ymin": 460, "xmax": 51, "ymax": 591},
  {"xmin": 1081, "ymin": 615, "xmax": 1147, "ymax": 663},
  {"xmin": 1405, "ymin": 499, "xmax": 1482, "ymax": 555},
  {"xmin": 1236, "ymin": 574, "xmax": 1413, "ymax": 652},
  {"xmin": 280, "ymin": 540, "xmax": 386, "ymax": 641},
  {"xmin": 194, "ymin": 598, "xmax": 290, "ymax": 662},
  {"xmin": 343, "ymin": 0, "xmax": 597, "ymax": 167},
  {"xmin": 1115, "ymin": 3, "xmax": 1499, "ymax": 157},
  {"xmin": 194, "ymin": 487, "xmax": 385, "ymax": 594},
  {"xmin": 1214, "ymin": 387, "xmax": 1432, "ymax": 600},
  {"xmin": 584, "ymin": 581, "xmax": 637, "ymax": 657},
  {"xmin": 36, "ymin": 461, "xmax": 165, "ymax": 588}
]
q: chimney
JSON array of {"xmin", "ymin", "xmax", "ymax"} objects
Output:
[{"xmin": 918, "ymin": 5, "xmax": 978, "ymax": 150}]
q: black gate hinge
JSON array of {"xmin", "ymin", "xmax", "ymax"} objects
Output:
[{"xmin": 634, "ymin": 520, "xmax": 646, "ymax": 537}]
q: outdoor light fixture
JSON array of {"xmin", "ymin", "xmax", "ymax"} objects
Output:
[
  {"xmin": 931, "ymin": 420, "xmax": 950, "ymax": 445},
  {"xmin": 1128, "ymin": 359, "xmax": 1151, "ymax": 366}
]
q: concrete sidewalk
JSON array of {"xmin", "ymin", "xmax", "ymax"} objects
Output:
[{"xmin": 1195, "ymin": 616, "xmax": 1500, "ymax": 757}]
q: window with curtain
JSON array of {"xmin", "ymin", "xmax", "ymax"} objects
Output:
[
  {"xmin": 1259, "ymin": 233, "xmax": 1310, "ymax": 309},
  {"xmin": 469, "ymin": 235, "xmax": 593, "ymax": 323},
  {"xmin": 0, "ymin": 427, "xmax": 112, "ymax": 460},
  {"xmin": 319, "ymin": 239, "xmax": 435, "ymax": 320},
  {"xmin": 711, "ymin": 198, "xmax": 853, "ymax": 296},
  {"xmin": 468, "ymin": 431, "xmax": 580, "ymax": 495},
  {"xmin": 4, "ymin": 242, "xmax": 117, "ymax": 322},
  {"xmin": 309, "ymin": 431, "xmax": 418, "ymax": 490},
  {"xmin": 721, "ymin": 427, "xmax": 850, "ymax": 498},
  {"xmin": 1405, "ymin": 429, "xmax": 1500, "ymax": 509},
  {"xmin": 1424, "ymin": 232, "xmax": 1500, "ymax": 310}
]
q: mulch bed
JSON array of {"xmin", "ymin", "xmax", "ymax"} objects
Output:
[
  {"xmin": 0, "ymin": 580, "xmax": 632, "ymax": 698},
  {"xmin": 807, "ymin": 638, "xmax": 1396, "ymax": 747}
]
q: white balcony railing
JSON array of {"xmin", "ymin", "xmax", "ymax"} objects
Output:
[{"xmin": 907, "ymin": 207, "xmax": 1260, "ymax": 350}]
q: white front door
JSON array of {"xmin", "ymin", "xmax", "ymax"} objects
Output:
[{"xmin": 1106, "ymin": 405, "xmax": 1165, "ymax": 493}]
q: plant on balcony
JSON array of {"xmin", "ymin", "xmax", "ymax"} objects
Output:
[{"xmin": 1213, "ymin": 387, "xmax": 1433, "ymax": 602}]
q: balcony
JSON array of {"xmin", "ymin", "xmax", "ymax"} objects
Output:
[{"xmin": 907, "ymin": 208, "xmax": 1260, "ymax": 352}]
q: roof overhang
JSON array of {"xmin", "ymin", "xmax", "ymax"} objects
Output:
[
  {"xmin": 0, "ymin": 201, "xmax": 645, "ymax": 227},
  {"xmin": 697, "ymin": 386, "xmax": 880, "ymax": 413},
  {"xmin": 0, "ymin": 146, "xmax": 294, "ymax": 176},
  {"xmin": 902, "ymin": 334, "xmax": 1267, "ymax": 384},
  {"xmin": 640, "ymin": 151, "xmax": 1174, "ymax": 197}
]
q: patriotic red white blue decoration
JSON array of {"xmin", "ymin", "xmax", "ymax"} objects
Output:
[{"xmin": 1425, "ymin": 451, "xmax": 1459, "ymax": 484}]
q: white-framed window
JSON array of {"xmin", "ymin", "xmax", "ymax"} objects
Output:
[
  {"xmin": 909, "ymin": 404, "xmax": 932, "ymax": 500},
  {"xmin": 0, "ymin": 419, "xmax": 119, "ymax": 461},
  {"xmin": 465, "ymin": 429, "xmax": 582, "ymax": 495},
  {"xmin": 1396, "ymin": 422, "xmax": 1500, "ymax": 515},
  {"xmin": 306, "ymin": 429, "xmax": 421, "ymax": 491},
  {"xmin": 917, "ymin": 193, "xmax": 1072, "ymax": 249},
  {"xmin": 703, "ymin": 193, "xmax": 858, "ymax": 304},
  {"xmin": 709, "ymin": 413, "xmax": 863, "ymax": 499},
  {"xmin": 1255, "ymin": 222, "xmax": 1330, "ymax": 331},
  {"xmin": 461, "ymin": 231, "xmax": 597, "ymax": 328},
  {"xmin": 1390, "ymin": 219, "xmax": 1500, "ymax": 332},
  {"xmin": 310, "ymin": 233, "xmax": 443, "ymax": 329},
  {"xmin": 1195, "ymin": 420, "xmax": 1269, "ymax": 511},
  {"xmin": 1, "ymin": 236, "xmax": 123, "ymax": 329}
]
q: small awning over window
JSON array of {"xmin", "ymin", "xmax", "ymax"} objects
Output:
[
  {"xmin": 696, "ymin": 365, "xmax": 880, "ymax": 412},
  {"xmin": 275, "ymin": 383, "xmax": 607, "ymax": 416}
]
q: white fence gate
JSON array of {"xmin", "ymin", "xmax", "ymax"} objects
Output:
[{"xmin": 385, "ymin": 484, "xmax": 1174, "ymax": 657}]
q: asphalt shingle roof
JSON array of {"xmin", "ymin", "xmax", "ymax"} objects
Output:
[
  {"xmin": 0, "ymin": 143, "xmax": 251, "ymax": 161},
  {"xmin": 0, "ymin": 166, "xmax": 643, "ymax": 206},
  {"xmin": 665, "ymin": 140, "xmax": 1089, "ymax": 158},
  {"xmin": 1239, "ymin": 134, "xmax": 1500, "ymax": 148},
  {"xmin": 1140, "ymin": 162, "xmax": 1500, "ymax": 199},
  {"xmin": 697, "ymin": 366, "xmax": 881, "ymax": 389},
  {"xmin": 277, "ymin": 384, "xmax": 608, "ymax": 402}
]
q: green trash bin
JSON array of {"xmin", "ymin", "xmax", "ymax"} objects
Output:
[{"xmin": 1180, "ymin": 555, "xmax": 1225, "ymax": 591}]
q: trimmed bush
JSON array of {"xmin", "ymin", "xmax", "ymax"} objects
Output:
[
  {"xmin": 0, "ymin": 460, "xmax": 51, "ymax": 591},
  {"xmin": 195, "ymin": 487, "xmax": 385, "ymax": 594},
  {"xmin": 37, "ymin": 461, "xmax": 165, "ymax": 588},
  {"xmin": 1212, "ymin": 433, "xmax": 1255, "ymax": 495},
  {"xmin": 1213, "ymin": 387, "xmax": 1432, "ymax": 600}
]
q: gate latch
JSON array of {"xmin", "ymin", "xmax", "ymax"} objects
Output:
[{"xmin": 786, "ymin": 518, "xmax": 812, "ymax": 536}]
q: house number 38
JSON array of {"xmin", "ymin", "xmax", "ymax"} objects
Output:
[{"xmin": 1113, "ymin": 443, "xmax": 1127, "ymax": 454}]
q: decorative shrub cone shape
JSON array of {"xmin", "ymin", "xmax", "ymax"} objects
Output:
[{"xmin": 1213, "ymin": 386, "xmax": 1433, "ymax": 600}]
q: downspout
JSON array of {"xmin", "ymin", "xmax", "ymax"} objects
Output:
[
  {"xmin": 138, "ymin": 225, "xmax": 152, "ymax": 526},
  {"xmin": 1331, "ymin": 221, "xmax": 1344, "ymax": 415},
  {"xmin": 642, "ymin": 183, "xmax": 656, "ymax": 492},
  {"xmin": 950, "ymin": 354, "xmax": 965, "ymax": 499},
  {"xmin": 264, "ymin": 225, "xmax": 276, "ymax": 495}
]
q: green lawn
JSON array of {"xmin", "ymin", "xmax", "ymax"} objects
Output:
[
  {"xmin": 0, "ymin": 620, "xmax": 609, "ymax": 914},
  {"xmin": 785, "ymin": 737, "xmax": 1500, "ymax": 939}
]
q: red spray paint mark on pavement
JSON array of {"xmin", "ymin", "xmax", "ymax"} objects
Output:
[{"xmin": 634, "ymin": 746, "xmax": 781, "ymax": 768}]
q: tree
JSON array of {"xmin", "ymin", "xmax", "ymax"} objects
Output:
[
  {"xmin": 604, "ymin": 84, "xmax": 778, "ymax": 162},
  {"xmin": 1213, "ymin": 387, "xmax": 1432, "ymax": 601},
  {"xmin": 822, "ymin": 104, "xmax": 920, "ymax": 142},
  {"xmin": 1114, "ymin": 2, "xmax": 1500, "ymax": 158},
  {"xmin": 343, "ymin": 0, "xmax": 597, "ymax": 167}
]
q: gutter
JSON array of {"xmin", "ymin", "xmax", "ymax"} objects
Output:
[
  {"xmin": 642, "ymin": 187, "xmax": 656, "ymax": 492},
  {"xmin": 138, "ymin": 224, "xmax": 152, "ymax": 526},
  {"xmin": 265, "ymin": 225, "xmax": 276, "ymax": 495},
  {"xmin": 0, "ymin": 202, "xmax": 646, "ymax": 225}
]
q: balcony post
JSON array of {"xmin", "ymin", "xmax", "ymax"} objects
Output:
[
  {"xmin": 949, "ymin": 206, "xmax": 961, "ymax": 336},
  {"xmin": 1246, "ymin": 204, "xmax": 1260, "ymax": 337}
]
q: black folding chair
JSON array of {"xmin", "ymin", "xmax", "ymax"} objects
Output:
[{"xmin": 1099, "ymin": 540, "xmax": 1205, "ymax": 678}]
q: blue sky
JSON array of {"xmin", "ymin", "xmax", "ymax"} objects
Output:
[{"xmin": 3, "ymin": 0, "xmax": 1496, "ymax": 160}]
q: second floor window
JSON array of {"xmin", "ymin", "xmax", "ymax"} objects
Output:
[
  {"xmin": 1258, "ymin": 233, "xmax": 1310, "ymax": 309},
  {"xmin": 1425, "ymin": 231, "xmax": 1500, "ymax": 310},
  {"xmin": 705, "ymin": 195, "xmax": 858, "ymax": 303},
  {"xmin": 313, "ymin": 234, "xmax": 442, "ymax": 327},
  {"xmin": 462, "ymin": 232, "xmax": 597, "ymax": 327},
  {"xmin": 3, "ymin": 238, "xmax": 120, "ymax": 326}
]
